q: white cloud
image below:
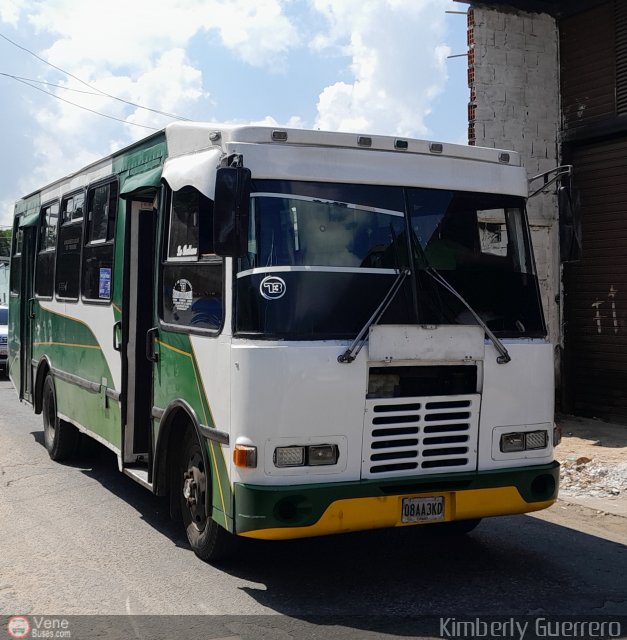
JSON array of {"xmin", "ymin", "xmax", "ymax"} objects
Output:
[
  {"xmin": 0, "ymin": 0, "xmax": 29, "ymax": 26},
  {"xmin": 27, "ymin": 0, "xmax": 297, "ymax": 71},
  {"xmin": 0, "ymin": 0, "xmax": 460, "ymax": 226},
  {"xmin": 0, "ymin": 198, "xmax": 15, "ymax": 229},
  {"xmin": 4, "ymin": 0, "xmax": 298, "ymax": 193},
  {"xmin": 312, "ymin": 0, "xmax": 451, "ymax": 137},
  {"xmin": 248, "ymin": 115, "xmax": 306, "ymax": 128}
]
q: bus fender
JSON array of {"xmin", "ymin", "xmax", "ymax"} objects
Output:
[
  {"xmin": 152, "ymin": 399, "xmax": 210, "ymax": 509},
  {"xmin": 33, "ymin": 356, "xmax": 53, "ymax": 415}
]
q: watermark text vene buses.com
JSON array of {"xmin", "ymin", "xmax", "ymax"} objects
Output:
[
  {"xmin": 440, "ymin": 617, "xmax": 623, "ymax": 640},
  {"xmin": 7, "ymin": 616, "xmax": 71, "ymax": 639}
]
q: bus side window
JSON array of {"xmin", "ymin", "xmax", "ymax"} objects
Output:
[
  {"xmin": 35, "ymin": 201, "xmax": 59, "ymax": 298},
  {"xmin": 161, "ymin": 186, "xmax": 223, "ymax": 331},
  {"xmin": 56, "ymin": 192, "xmax": 85, "ymax": 301},
  {"xmin": 82, "ymin": 181, "xmax": 118, "ymax": 303}
]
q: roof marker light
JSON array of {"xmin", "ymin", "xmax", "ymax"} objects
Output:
[
  {"xmin": 395, "ymin": 139, "xmax": 408, "ymax": 150},
  {"xmin": 429, "ymin": 142, "xmax": 443, "ymax": 153},
  {"xmin": 272, "ymin": 130, "xmax": 288, "ymax": 142},
  {"xmin": 357, "ymin": 136, "xmax": 372, "ymax": 147}
]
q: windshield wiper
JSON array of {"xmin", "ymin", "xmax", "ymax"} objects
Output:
[
  {"xmin": 425, "ymin": 267, "xmax": 511, "ymax": 364},
  {"xmin": 338, "ymin": 269, "xmax": 410, "ymax": 364}
]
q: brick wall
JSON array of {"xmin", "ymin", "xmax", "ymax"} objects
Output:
[{"xmin": 468, "ymin": 4, "xmax": 561, "ymax": 352}]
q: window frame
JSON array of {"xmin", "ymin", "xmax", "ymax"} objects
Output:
[
  {"xmin": 55, "ymin": 189, "xmax": 86, "ymax": 303},
  {"xmin": 34, "ymin": 199, "xmax": 60, "ymax": 300},
  {"xmin": 81, "ymin": 178, "xmax": 119, "ymax": 305},
  {"xmin": 158, "ymin": 185, "xmax": 225, "ymax": 337}
]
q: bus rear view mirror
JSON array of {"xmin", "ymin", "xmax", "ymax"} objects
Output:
[{"xmin": 214, "ymin": 166, "xmax": 251, "ymax": 257}]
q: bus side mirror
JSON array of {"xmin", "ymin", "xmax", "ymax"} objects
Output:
[
  {"xmin": 558, "ymin": 185, "xmax": 582, "ymax": 262},
  {"xmin": 213, "ymin": 166, "xmax": 251, "ymax": 257}
]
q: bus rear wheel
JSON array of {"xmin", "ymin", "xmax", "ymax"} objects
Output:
[
  {"xmin": 42, "ymin": 374, "xmax": 79, "ymax": 461},
  {"xmin": 178, "ymin": 426, "xmax": 237, "ymax": 563}
]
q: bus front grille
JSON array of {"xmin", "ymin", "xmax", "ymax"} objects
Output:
[{"xmin": 361, "ymin": 394, "xmax": 480, "ymax": 479}]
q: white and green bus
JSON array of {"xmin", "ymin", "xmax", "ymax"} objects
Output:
[{"xmin": 9, "ymin": 123, "xmax": 560, "ymax": 561}]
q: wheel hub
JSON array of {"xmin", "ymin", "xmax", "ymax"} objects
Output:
[{"xmin": 182, "ymin": 460, "xmax": 207, "ymax": 527}]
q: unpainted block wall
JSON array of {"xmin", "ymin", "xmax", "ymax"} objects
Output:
[{"xmin": 469, "ymin": 5, "xmax": 561, "ymax": 350}]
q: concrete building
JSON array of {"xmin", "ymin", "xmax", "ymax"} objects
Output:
[{"xmin": 456, "ymin": 0, "xmax": 627, "ymax": 422}]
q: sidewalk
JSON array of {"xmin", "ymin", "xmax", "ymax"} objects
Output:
[{"xmin": 554, "ymin": 414, "xmax": 627, "ymax": 518}]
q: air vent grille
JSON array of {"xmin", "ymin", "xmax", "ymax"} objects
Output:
[{"xmin": 361, "ymin": 394, "xmax": 480, "ymax": 479}]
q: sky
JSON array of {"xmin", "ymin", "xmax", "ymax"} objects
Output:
[{"xmin": 0, "ymin": 0, "xmax": 470, "ymax": 229}]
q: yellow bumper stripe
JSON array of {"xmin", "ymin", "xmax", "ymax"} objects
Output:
[{"xmin": 239, "ymin": 487, "xmax": 555, "ymax": 541}]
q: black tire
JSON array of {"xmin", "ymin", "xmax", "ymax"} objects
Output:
[
  {"xmin": 425, "ymin": 518, "xmax": 482, "ymax": 536},
  {"xmin": 178, "ymin": 426, "xmax": 237, "ymax": 562},
  {"xmin": 42, "ymin": 374, "xmax": 79, "ymax": 461}
]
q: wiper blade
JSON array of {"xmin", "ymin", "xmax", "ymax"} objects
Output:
[
  {"xmin": 338, "ymin": 269, "xmax": 410, "ymax": 364},
  {"xmin": 425, "ymin": 267, "xmax": 511, "ymax": 364}
]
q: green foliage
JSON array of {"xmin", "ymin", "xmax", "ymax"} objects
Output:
[{"xmin": 0, "ymin": 229, "xmax": 11, "ymax": 256}]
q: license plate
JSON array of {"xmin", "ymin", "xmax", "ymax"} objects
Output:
[{"xmin": 401, "ymin": 496, "xmax": 445, "ymax": 523}]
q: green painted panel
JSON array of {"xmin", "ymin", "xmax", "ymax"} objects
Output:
[
  {"xmin": 32, "ymin": 305, "xmax": 114, "ymax": 385},
  {"xmin": 55, "ymin": 379, "xmax": 121, "ymax": 449},
  {"xmin": 19, "ymin": 211, "xmax": 39, "ymax": 227},
  {"xmin": 152, "ymin": 329, "xmax": 234, "ymax": 529},
  {"xmin": 120, "ymin": 166, "xmax": 162, "ymax": 196},
  {"xmin": 15, "ymin": 193, "xmax": 40, "ymax": 217},
  {"xmin": 32, "ymin": 304, "xmax": 120, "ymax": 446},
  {"xmin": 112, "ymin": 135, "xmax": 167, "ymax": 175}
]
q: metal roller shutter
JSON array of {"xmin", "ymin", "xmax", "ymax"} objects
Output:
[{"xmin": 564, "ymin": 137, "xmax": 627, "ymax": 421}]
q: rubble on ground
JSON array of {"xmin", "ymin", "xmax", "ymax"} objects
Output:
[{"xmin": 559, "ymin": 457, "xmax": 627, "ymax": 498}]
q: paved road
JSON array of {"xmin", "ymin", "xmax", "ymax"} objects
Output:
[{"xmin": 0, "ymin": 374, "xmax": 626, "ymax": 639}]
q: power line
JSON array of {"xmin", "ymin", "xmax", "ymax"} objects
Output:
[
  {"xmin": 0, "ymin": 31, "xmax": 191, "ymax": 122},
  {"xmin": 11, "ymin": 76, "xmax": 160, "ymax": 131},
  {"xmin": 0, "ymin": 72, "xmax": 103, "ymax": 95}
]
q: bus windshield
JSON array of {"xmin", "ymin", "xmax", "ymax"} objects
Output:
[{"xmin": 235, "ymin": 181, "xmax": 545, "ymax": 340}]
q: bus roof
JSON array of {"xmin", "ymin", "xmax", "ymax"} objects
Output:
[
  {"xmin": 15, "ymin": 123, "xmax": 524, "ymax": 213},
  {"xmin": 164, "ymin": 122, "xmax": 521, "ymax": 167}
]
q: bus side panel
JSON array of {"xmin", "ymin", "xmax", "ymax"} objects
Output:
[
  {"xmin": 33, "ymin": 305, "xmax": 122, "ymax": 450},
  {"xmin": 152, "ymin": 329, "xmax": 234, "ymax": 531},
  {"xmin": 55, "ymin": 379, "xmax": 121, "ymax": 450}
]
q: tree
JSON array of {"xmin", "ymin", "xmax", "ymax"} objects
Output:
[{"xmin": 0, "ymin": 229, "xmax": 11, "ymax": 257}]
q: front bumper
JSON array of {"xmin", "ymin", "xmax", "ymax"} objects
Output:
[{"xmin": 234, "ymin": 462, "xmax": 559, "ymax": 540}]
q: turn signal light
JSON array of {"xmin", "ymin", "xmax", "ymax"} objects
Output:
[{"xmin": 233, "ymin": 444, "xmax": 257, "ymax": 468}]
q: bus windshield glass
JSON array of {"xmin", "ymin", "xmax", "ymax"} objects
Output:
[{"xmin": 235, "ymin": 180, "xmax": 545, "ymax": 340}]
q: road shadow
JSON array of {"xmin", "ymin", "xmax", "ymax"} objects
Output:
[
  {"xmin": 27, "ymin": 425, "xmax": 627, "ymax": 636},
  {"xmin": 225, "ymin": 514, "xmax": 627, "ymax": 617},
  {"xmin": 29, "ymin": 428, "xmax": 187, "ymax": 550},
  {"xmin": 557, "ymin": 413, "xmax": 627, "ymax": 450}
]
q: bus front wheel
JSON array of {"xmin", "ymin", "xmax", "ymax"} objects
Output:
[
  {"xmin": 42, "ymin": 375, "xmax": 79, "ymax": 461},
  {"xmin": 178, "ymin": 426, "xmax": 237, "ymax": 563}
]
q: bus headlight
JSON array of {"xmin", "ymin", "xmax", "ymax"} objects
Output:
[
  {"xmin": 274, "ymin": 444, "xmax": 339, "ymax": 467},
  {"xmin": 275, "ymin": 446, "xmax": 305, "ymax": 467},
  {"xmin": 500, "ymin": 430, "xmax": 548, "ymax": 453},
  {"xmin": 500, "ymin": 433, "xmax": 525, "ymax": 452},
  {"xmin": 308, "ymin": 444, "xmax": 338, "ymax": 466}
]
